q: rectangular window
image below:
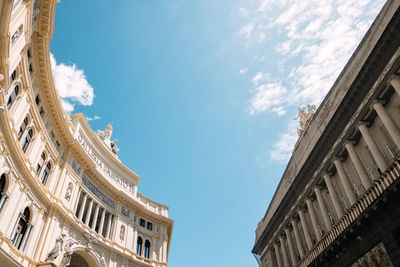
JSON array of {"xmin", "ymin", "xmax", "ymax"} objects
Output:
[
  {"xmin": 139, "ymin": 218, "xmax": 145, "ymax": 227},
  {"xmin": 55, "ymin": 141, "xmax": 60, "ymax": 151},
  {"xmin": 49, "ymin": 131, "xmax": 55, "ymax": 142},
  {"xmin": 147, "ymin": 222, "xmax": 152, "ymax": 231}
]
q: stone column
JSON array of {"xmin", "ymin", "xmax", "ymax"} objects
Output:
[
  {"xmin": 314, "ymin": 187, "xmax": 331, "ymax": 230},
  {"xmin": 98, "ymin": 208, "xmax": 106, "ymax": 236},
  {"xmin": 84, "ymin": 198, "xmax": 94, "ymax": 225},
  {"xmin": 78, "ymin": 192, "xmax": 87, "ymax": 221},
  {"xmin": 0, "ymin": 193, "xmax": 9, "ymax": 213},
  {"xmin": 373, "ymin": 100, "xmax": 400, "ymax": 149},
  {"xmin": 273, "ymin": 242, "xmax": 283, "ymax": 267},
  {"xmin": 323, "ymin": 173, "xmax": 344, "ymax": 218},
  {"xmin": 285, "ymin": 228, "xmax": 297, "ymax": 266},
  {"xmin": 106, "ymin": 213, "xmax": 113, "ymax": 239},
  {"xmin": 358, "ymin": 122, "xmax": 388, "ymax": 171},
  {"xmin": 305, "ymin": 198, "xmax": 321, "ymax": 241},
  {"xmin": 291, "ymin": 219, "xmax": 304, "ymax": 258},
  {"xmin": 333, "ymin": 158, "xmax": 357, "ymax": 205},
  {"xmin": 279, "ymin": 236, "xmax": 290, "ymax": 267},
  {"xmin": 345, "ymin": 141, "xmax": 372, "ymax": 189},
  {"xmin": 390, "ymin": 75, "xmax": 400, "ymax": 96},
  {"xmin": 20, "ymin": 223, "xmax": 33, "ymax": 251},
  {"xmin": 91, "ymin": 203, "xmax": 100, "ymax": 230},
  {"xmin": 73, "ymin": 188, "xmax": 82, "ymax": 214},
  {"xmin": 298, "ymin": 209, "xmax": 313, "ymax": 250}
]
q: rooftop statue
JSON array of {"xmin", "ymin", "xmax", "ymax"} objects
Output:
[
  {"xmin": 96, "ymin": 122, "xmax": 119, "ymax": 155},
  {"xmin": 294, "ymin": 104, "xmax": 316, "ymax": 136}
]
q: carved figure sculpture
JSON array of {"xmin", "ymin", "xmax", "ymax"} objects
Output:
[
  {"xmin": 65, "ymin": 183, "xmax": 73, "ymax": 201},
  {"xmin": 61, "ymin": 236, "xmax": 78, "ymax": 266},
  {"xmin": 97, "ymin": 123, "xmax": 113, "ymax": 141},
  {"xmin": 294, "ymin": 104, "xmax": 317, "ymax": 136},
  {"xmin": 46, "ymin": 233, "xmax": 66, "ymax": 262}
]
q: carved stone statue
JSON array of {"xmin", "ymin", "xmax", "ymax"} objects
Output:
[
  {"xmin": 46, "ymin": 234, "xmax": 66, "ymax": 262},
  {"xmin": 60, "ymin": 236, "xmax": 78, "ymax": 266},
  {"xmin": 294, "ymin": 104, "xmax": 317, "ymax": 136},
  {"xmin": 84, "ymin": 234, "xmax": 96, "ymax": 252},
  {"xmin": 96, "ymin": 123, "xmax": 119, "ymax": 155},
  {"xmin": 96, "ymin": 251, "xmax": 107, "ymax": 267},
  {"xmin": 65, "ymin": 183, "xmax": 73, "ymax": 201},
  {"xmin": 97, "ymin": 122, "xmax": 113, "ymax": 141}
]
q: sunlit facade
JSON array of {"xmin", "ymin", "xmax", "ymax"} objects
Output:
[
  {"xmin": 253, "ymin": 1, "xmax": 400, "ymax": 266},
  {"xmin": 0, "ymin": 0, "xmax": 173, "ymax": 266}
]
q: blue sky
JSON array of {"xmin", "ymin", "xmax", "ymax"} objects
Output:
[{"xmin": 50, "ymin": 1, "xmax": 385, "ymax": 266}]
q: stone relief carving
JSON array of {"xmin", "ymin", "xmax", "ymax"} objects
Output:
[
  {"xmin": 60, "ymin": 235, "xmax": 79, "ymax": 267},
  {"xmin": 294, "ymin": 104, "xmax": 316, "ymax": 136},
  {"xmin": 96, "ymin": 122, "xmax": 119, "ymax": 155},
  {"xmin": 65, "ymin": 183, "xmax": 73, "ymax": 201},
  {"xmin": 95, "ymin": 251, "xmax": 107, "ymax": 267},
  {"xmin": 45, "ymin": 234, "xmax": 66, "ymax": 262},
  {"xmin": 351, "ymin": 243, "xmax": 393, "ymax": 267},
  {"xmin": 84, "ymin": 233, "xmax": 96, "ymax": 252}
]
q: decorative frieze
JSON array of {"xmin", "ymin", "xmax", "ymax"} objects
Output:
[{"xmin": 82, "ymin": 174, "xmax": 115, "ymax": 209}]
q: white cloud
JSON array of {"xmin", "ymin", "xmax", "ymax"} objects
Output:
[
  {"xmin": 269, "ymin": 120, "xmax": 298, "ymax": 163},
  {"xmin": 239, "ymin": 0, "xmax": 385, "ymax": 163},
  {"xmin": 239, "ymin": 68, "xmax": 248, "ymax": 74},
  {"xmin": 50, "ymin": 53, "xmax": 94, "ymax": 113},
  {"xmin": 238, "ymin": 7, "xmax": 249, "ymax": 18},
  {"xmin": 86, "ymin": 115, "xmax": 101, "ymax": 121}
]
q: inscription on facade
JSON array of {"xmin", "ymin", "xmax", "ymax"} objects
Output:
[
  {"xmin": 77, "ymin": 134, "xmax": 133, "ymax": 193},
  {"xmin": 82, "ymin": 175, "xmax": 115, "ymax": 209}
]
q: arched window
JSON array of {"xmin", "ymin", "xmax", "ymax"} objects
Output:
[
  {"xmin": 41, "ymin": 162, "xmax": 51, "ymax": 184},
  {"xmin": 21, "ymin": 129, "xmax": 33, "ymax": 152},
  {"xmin": 144, "ymin": 240, "xmax": 151, "ymax": 259},
  {"xmin": 136, "ymin": 237, "xmax": 143, "ymax": 256},
  {"xmin": 0, "ymin": 173, "xmax": 8, "ymax": 213},
  {"xmin": 7, "ymin": 85, "xmax": 19, "ymax": 109},
  {"xmin": 12, "ymin": 207, "xmax": 30, "ymax": 250},
  {"xmin": 36, "ymin": 152, "xmax": 46, "ymax": 175},
  {"xmin": 18, "ymin": 116, "xmax": 29, "ymax": 140}
]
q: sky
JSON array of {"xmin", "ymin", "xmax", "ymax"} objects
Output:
[{"xmin": 50, "ymin": 0, "xmax": 386, "ymax": 266}]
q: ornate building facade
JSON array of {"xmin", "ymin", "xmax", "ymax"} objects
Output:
[
  {"xmin": 253, "ymin": 0, "xmax": 400, "ymax": 266},
  {"xmin": 0, "ymin": 0, "xmax": 173, "ymax": 266}
]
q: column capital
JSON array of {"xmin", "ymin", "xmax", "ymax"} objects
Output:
[
  {"xmin": 371, "ymin": 99, "xmax": 385, "ymax": 109},
  {"xmin": 357, "ymin": 120, "xmax": 370, "ymax": 128},
  {"xmin": 344, "ymin": 139, "xmax": 355, "ymax": 146},
  {"xmin": 388, "ymin": 74, "xmax": 400, "ymax": 86},
  {"xmin": 333, "ymin": 156, "xmax": 343, "ymax": 163},
  {"xmin": 322, "ymin": 171, "xmax": 332, "ymax": 178}
]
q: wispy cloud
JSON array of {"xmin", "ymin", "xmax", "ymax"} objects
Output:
[
  {"xmin": 50, "ymin": 53, "xmax": 94, "ymax": 113},
  {"xmin": 240, "ymin": 0, "xmax": 385, "ymax": 163},
  {"xmin": 86, "ymin": 115, "xmax": 101, "ymax": 121}
]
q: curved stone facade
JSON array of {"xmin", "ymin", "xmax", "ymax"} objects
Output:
[{"xmin": 0, "ymin": 1, "xmax": 173, "ymax": 266}]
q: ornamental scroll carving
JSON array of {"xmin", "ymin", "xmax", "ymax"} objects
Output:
[{"xmin": 82, "ymin": 175, "xmax": 115, "ymax": 209}]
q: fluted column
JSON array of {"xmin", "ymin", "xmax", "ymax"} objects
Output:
[
  {"xmin": 358, "ymin": 122, "xmax": 388, "ymax": 171},
  {"xmin": 314, "ymin": 187, "xmax": 331, "ymax": 230},
  {"xmin": 323, "ymin": 172, "xmax": 344, "ymax": 217},
  {"xmin": 91, "ymin": 203, "xmax": 100, "ymax": 230},
  {"xmin": 305, "ymin": 198, "xmax": 321, "ymax": 240},
  {"xmin": 298, "ymin": 209, "xmax": 313, "ymax": 250},
  {"xmin": 273, "ymin": 242, "xmax": 283, "ymax": 267},
  {"xmin": 373, "ymin": 100, "xmax": 400, "ymax": 149},
  {"xmin": 333, "ymin": 158, "xmax": 357, "ymax": 205},
  {"xmin": 279, "ymin": 236, "xmax": 290, "ymax": 267},
  {"xmin": 390, "ymin": 75, "xmax": 400, "ymax": 96},
  {"xmin": 98, "ymin": 208, "xmax": 106, "ymax": 235},
  {"xmin": 345, "ymin": 141, "xmax": 372, "ymax": 189},
  {"xmin": 291, "ymin": 219, "xmax": 304, "ymax": 258},
  {"xmin": 78, "ymin": 192, "xmax": 87, "ymax": 221},
  {"xmin": 285, "ymin": 229, "xmax": 297, "ymax": 266},
  {"xmin": 73, "ymin": 188, "xmax": 82, "ymax": 214},
  {"xmin": 106, "ymin": 213, "xmax": 113, "ymax": 239},
  {"xmin": 84, "ymin": 198, "xmax": 94, "ymax": 225}
]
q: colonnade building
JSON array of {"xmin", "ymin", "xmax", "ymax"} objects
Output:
[
  {"xmin": 0, "ymin": 0, "xmax": 173, "ymax": 266},
  {"xmin": 252, "ymin": 0, "xmax": 400, "ymax": 266}
]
